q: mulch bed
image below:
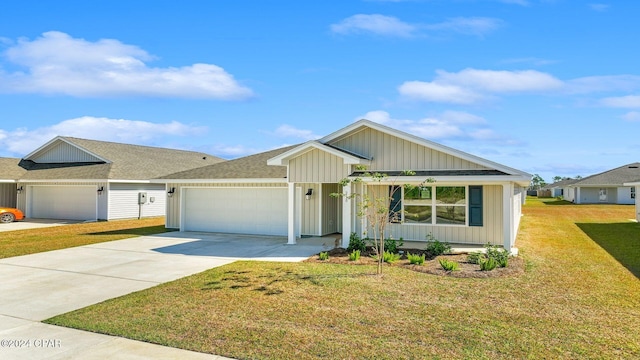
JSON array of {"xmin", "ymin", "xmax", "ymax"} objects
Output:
[{"xmin": 305, "ymin": 248, "xmax": 525, "ymax": 278}]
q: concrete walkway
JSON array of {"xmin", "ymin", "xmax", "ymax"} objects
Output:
[
  {"xmin": 0, "ymin": 219, "xmax": 83, "ymax": 233},
  {"xmin": 0, "ymin": 232, "xmax": 331, "ymax": 359}
]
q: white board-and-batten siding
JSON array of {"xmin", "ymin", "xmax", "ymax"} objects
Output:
[
  {"xmin": 165, "ymin": 182, "xmax": 288, "ymax": 229},
  {"xmin": 329, "ymin": 127, "xmax": 490, "ymax": 171},
  {"xmin": 288, "ymin": 149, "xmax": 350, "ymax": 183},
  {"xmin": 356, "ymin": 184, "xmax": 504, "ymax": 246},
  {"xmin": 0, "ymin": 183, "xmax": 17, "ymax": 208},
  {"xmin": 30, "ymin": 142, "xmax": 102, "ymax": 163}
]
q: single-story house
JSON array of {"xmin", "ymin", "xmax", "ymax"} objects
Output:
[
  {"xmin": 0, "ymin": 157, "xmax": 27, "ymax": 208},
  {"xmin": 568, "ymin": 163, "xmax": 640, "ymax": 204},
  {"xmin": 15, "ymin": 136, "xmax": 223, "ymax": 221},
  {"xmin": 541, "ymin": 178, "xmax": 579, "ymax": 200},
  {"xmin": 156, "ymin": 120, "xmax": 531, "ymax": 252},
  {"xmin": 623, "ymin": 179, "xmax": 640, "ymax": 222}
]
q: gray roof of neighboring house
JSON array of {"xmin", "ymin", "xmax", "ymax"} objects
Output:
[
  {"xmin": 19, "ymin": 137, "xmax": 225, "ymax": 180},
  {"xmin": 0, "ymin": 157, "xmax": 27, "ymax": 180},
  {"xmin": 158, "ymin": 145, "xmax": 299, "ymax": 180},
  {"xmin": 571, "ymin": 162, "xmax": 640, "ymax": 186},
  {"xmin": 542, "ymin": 178, "xmax": 579, "ymax": 189}
]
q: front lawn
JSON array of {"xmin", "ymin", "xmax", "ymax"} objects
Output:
[
  {"xmin": 45, "ymin": 199, "xmax": 640, "ymax": 359},
  {"xmin": 0, "ymin": 217, "xmax": 170, "ymax": 259}
]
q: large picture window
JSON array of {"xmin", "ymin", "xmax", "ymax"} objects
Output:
[{"xmin": 395, "ymin": 185, "xmax": 472, "ymax": 226}]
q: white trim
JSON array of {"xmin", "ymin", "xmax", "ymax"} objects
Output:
[
  {"xmin": 151, "ymin": 178, "xmax": 287, "ymax": 184},
  {"xmin": 0, "ymin": 180, "xmax": 17, "ymax": 183},
  {"xmin": 267, "ymin": 141, "xmax": 371, "ymax": 166},
  {"xmin": 353, "ymin": 176, "xmax": 531, "ymax": 186},
  {"xmin": 320, "ymin": 120, "xmax": 531, "ymax": 178},
  {"xmin": 288, "ymin": 183, "xmax": 296, "ymax": 244},
  {"xmin": 18, "ymin": 179, "xmax": 108, "ymax": 183},
  {"xmin": 341, "ymin": 182, "xmax": 352, "ymax": 248},
  {"xmin": 23, "ymin": 136, "xmax": 111, "ymax": 163},
  {"xmin": 108, "ymin": 179, "xmax": 152, "ymax": 183},
  {"xmin": 503, "ymin": 183, "xmax": 514, "ymax": 251},
  {"xmin": 317, "ymin": 184, "xmax": 322, "ymax": 235}
]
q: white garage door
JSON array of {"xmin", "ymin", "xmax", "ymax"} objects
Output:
[
  {"xmin": 183, "ymin": 187, "xmax": 288, "ymax": 236},
  {"xmin": 30, "ymin": 186, "xmax": 97, "ymax": 221}
]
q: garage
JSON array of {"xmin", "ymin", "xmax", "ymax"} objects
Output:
[
  {"xmin": 182, "ymin": 187, "xmax": 288, "ymax": 236},
  {"xmin": 29, "ymin": 186, "xmax": 98, "ymax": 221}
]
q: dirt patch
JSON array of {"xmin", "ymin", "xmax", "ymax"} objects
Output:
[{"xmin": 305, "ymin": 248, "xmax": 525, "ymax": 278}]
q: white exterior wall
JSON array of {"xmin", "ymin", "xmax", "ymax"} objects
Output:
[
  {"xmin": 563, "ymin": 186, "xmax": 575, "ymax": 202},
  {"xmin": 577, "ymin": 187, "xmax": 618, "ymax": 204},
  {"xmin": 616, "ymin": 186, "xmax": 635, "ymax": 205},
  {"xmin": 635, "ymin": 186, "xmax": 640, "ymax": 222},
  {"xmin": 16, "ymin": 181, "xmax": 108, "ymax": 219},
  {"xmin": 108, "ymin": 183, "xmax": 166, "ymax": 220},
  {"xmin": 31, "ymin": 142, "xmax": 102, "ymax": 163}
]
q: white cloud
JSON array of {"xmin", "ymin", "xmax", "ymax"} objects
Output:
[
  {"xmin": 331, "ymin": 15, "xmax": 501, "ymax": 38},
  {"xmin": 589, "ymin": 3, "xmax": 610, "ymax": 11},
  {"xmin": 356, "ymin": 110, "xmax": 506, "ymax": 141},
  {"xmin": 566, "ymin": 75, "xmax": 640, "ymax": 94},
  {"xmin": 399, "ymin": 68, "xmax": 563, "ymax": 104},
  {"xmin": 271, "ymin": 124, "xmax": 321, "ymax": 141},
  {"xmin": 330, "ymin": 14, "xmax": 416, "ymax": 37},
  {"xmin": 600, "ymin": 95, "xmax": 640, "ymax": 108},
  {"xmin": 621, "ymin": 111, "xmax": 640, "ymax": 122},
  {"xmin": 0, "ymin": 116, "xmax": 205, "ymax": 155},
  {"xmin": 425, "ymin": 17, "xmax": 503, "ymax": 37},
  {"xmin": 0, "ymin": 31, "xmax": 253, "ymax": 99}
]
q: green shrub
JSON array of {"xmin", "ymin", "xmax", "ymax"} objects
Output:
[
  {"xmin": 384, "ymin": 237, "xmax": 404, "ymax": 254},
  {"xmin": 485, "ymin": 244, "xmax": 510, "ymax": 268},
  {"xmin": 347, "ymin": 232, "xmax": 367, "ymax": 253},
  {"xmin": 425, "ymin": 234, "xmax": 451, "ymax": 257},
  {"xmin": 318, "ymin": 252, "xmax": 329, "ymax": 261},
  {"xmin": 382, "ymin": 251, "xmax": 401, "ymax": 263},
  {"xmin": 467, "ymin": 251, "xmax": 485, "ymax": 264},
  {"xmin": 479, "ymin": 257, "xmax": 498, "ymax": 271},
  {"xmin": 407, "ymin": 252, "xmax": 425, "ymax": 265},
  {"xmin": 348, "ymin": 250, "xmax": 361, "ymax": 261},
  {"xmin": 439, "ymin": 258, "xmax": 459, "ymax": 271}
]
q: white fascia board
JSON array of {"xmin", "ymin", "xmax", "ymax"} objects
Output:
[
  {"xmin": 267, "ymin": 141, "xmax": 370, "ymax": 166},
  {"xmin": 624, "ymin": 182, "xmax": 640, "ymax": 186},
  {"xmin": 353, "ymin": 175, "xmax": 531, "ymax": 186},
  {"xmin": 321, "ymin": 120, "xmax": 532, "ymax": 178},
  {"xmin": 0, "ymin": 179, "xmax": 17, "ymax": 183},
  {"xmin": 17, "ymin": 179, "xmax": 107, "ymax": 183},
  {"xmin": 151, "ymin": 178, "xmax": 288, "ymax": 184},
  {"xmin": 23, "ymin": 136, "xmax": 111, "ymax": 163},
  {"xmin": 107, "ymin": 179, "xmax": 151, "ymax": 183}
]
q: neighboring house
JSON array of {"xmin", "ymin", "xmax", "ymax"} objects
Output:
[
  {"xmin": 623, "ymin": 179, "xmax": 640, "ymax": 222},
  {"xmin": 157, "ymin": 120, "xmax": 531, "ymax": 252},
  {"xmin": 541, "ymin": 178, "xmax": 579, "ymax": 201},
  {"xmin": 0, "ymin": 157, "xmax": 27, "ymax": 207},
  {"xmin": 568, "ymin": 163, "xmax": 640, "ymax": 204},
  {"xmin": 16, "ymin": 136, "xmax": 223, "ymax": 221}
]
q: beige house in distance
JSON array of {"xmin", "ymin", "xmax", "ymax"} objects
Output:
[{"xmin": 157, "ymin": 120, "xmax": 531, "ymax": 252}]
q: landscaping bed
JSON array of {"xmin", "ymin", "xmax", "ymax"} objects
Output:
[{"xmin": 305, "ymin": 247, "xmax": 525, "ymax": 278}]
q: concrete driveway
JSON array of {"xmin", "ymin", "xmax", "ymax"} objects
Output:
[
  {"xmin": 0, "ymin": 219, "xmax": 83, "ymax": 233},
  {"xmin": 0, "ymin": 232, "xmax": 331, "ymax": 359}
]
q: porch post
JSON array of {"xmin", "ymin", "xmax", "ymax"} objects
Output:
[
  {"xmin": 575, "ymin": 187, "xmax": 581, "ymax": 204},
  {"xmin": 287, "ymin": 182, "xmax": 296, "ymax": 244},
  {"xmin": 503, "ymin": 183, "xmax": 514, "ymax": 251},
  {"xmin": 341, "ymin": 182, "xmax": 352, "ymax": 248}
]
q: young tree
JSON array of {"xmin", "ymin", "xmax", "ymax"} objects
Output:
[
  {"xmin": 553, "ymin": 176, "xmax": 562, "ymax": 183},
  {"xmin": 333, "ymin": 170, "xmax": 433, "ymax": 275}
]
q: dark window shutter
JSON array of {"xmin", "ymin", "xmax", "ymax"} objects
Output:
[
  {"xmin": 389, "ymin": 185, "xmax": 402, "ymax": 223},
  {"xmin": 469, "ymin": 185, "xmax": 483, "ymax": 227}
]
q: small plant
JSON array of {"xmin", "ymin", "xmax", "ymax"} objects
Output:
[
  {"xmin": 467, "ymin": 251, "xmax": 485, "ymax": 264},
  {"xmin": 347, "ymin": 232, "xmax": 367, "ymax": 253},
  {"xmin": 407, "ymin": 252, "xmax": 425, "ymax": 265},
  {"xmin": 439, "ymin": 258, "xmax": 460, "ymax": 271},
  {"xmin": 485, "ymin": 244, "xmax": 510, "ymax": 268},
  {"xmin": 318, "ymin": 252, "xmax": 329, "ymax": 261},
  {"xmin": 384, "ymin": 237, "xmax": 404, "ymax": 254},
  {"xmin": 425, "ymin": 234, "xmax": 451, "ymax": 257},
  {"xmin": 479, "ymin": 257, "xmax": 498, "ymax": 271},
  {"xmin": 348, "ymin": 249, "xmax": 361, "ymax": 261},
  {"xmin": 382, "ymin": 251, "xmax": 401, "ymax": 263}
]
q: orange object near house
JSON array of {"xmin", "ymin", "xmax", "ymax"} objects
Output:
[{"xmin": 0, "ymin": 207, "xmax": 24, "ymax": 223}]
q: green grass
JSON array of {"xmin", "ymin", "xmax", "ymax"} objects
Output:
[
  {"xmin": 0, "ymin": 217, "xmax": 171, "ymax": 258},
  {"xmin": 45, "ymin": 198, "xmax": 640, "ymax": 359}
]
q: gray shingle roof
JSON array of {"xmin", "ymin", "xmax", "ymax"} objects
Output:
[
  {"xmin": 0, "ymin": 157, "xmax": 27, "ymax": 180},
  {"xmin": 19, "ymin": 137, "xmax": 225, "ymax": 180},
  {"xmin": 572, "ymin": 163, "xmax": 640, "ymax": 186},
  {"xmin": 158, "ymin": 145, "xmax": 299, "ymax": 180}
]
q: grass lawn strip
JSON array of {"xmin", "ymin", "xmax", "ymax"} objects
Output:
[
  {"xmin": 45, "ymin": 199, "xmax": 640, "ymax": 359},
  {"xmin": 0, "ymin": 217, "xmax": 170, "ymax": 259}
]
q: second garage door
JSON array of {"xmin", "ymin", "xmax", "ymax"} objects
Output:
[
  {"xmin": 183, "ymin": 187, "xmax": 288, "ymax": 236},
  {"xmin": 30, "ymin": 186, "xmax": 98, "ymax": 221}
]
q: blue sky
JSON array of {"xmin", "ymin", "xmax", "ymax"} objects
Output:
[{"xmin": 0, "ymin": 0, "xmax": 638, "ymax": 183}]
